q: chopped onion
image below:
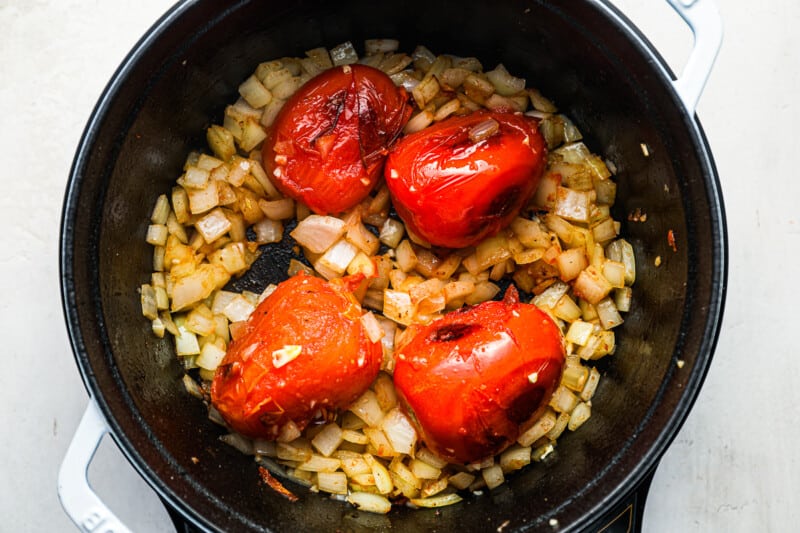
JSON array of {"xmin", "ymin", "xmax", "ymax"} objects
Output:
[
  {"xmin": 350, "ymin": 390, "xmax": 384, "ymax": 427},
  {"xmin": 330, "ymin": 41, "xmax": 358, "ymax": 66},
  {"xmin": 480, "ymin": 464, "xmax": 504, "ymax": 490},
  {"xmin": 291, "ymin": 215, "xmax": 346, "ymax": 254},
  {"xmin": 486, "ymin": 64, "xmax": 525, "ymax": 96},
  {"xmin": 360, "ymin": 312, "xmax": 385, "ymax": 344},
  {"xmin": 317, "ymin": 471, "xmax": 348, "ymax": 495},
  {"xmin": 568, "ymin": 402, "xmax": 592, "ymax": 431},
  {"xmin": 409, "ymin": 493, "xmax": 463, "ymax": 508},
  {"xmin": 347, "ymin": 492, "xmax": 391, "ymax": 514},
  {"xmin": 297, "ymin": 454, "xmax": 342, "ymax": 473},
  {"xmin": 379, "ymin": 408, "xmax": 417, "ymax": 456}
]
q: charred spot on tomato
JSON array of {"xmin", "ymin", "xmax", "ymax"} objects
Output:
[
  {"xmin": 428, "ymin": 322, "xmax": 479, "ymax": 343},
  {"xmin": 506, "ymin": 386, "xmax": 546, "ymax": 425},
  {"xmin": 487, "ymin": 185, "xmax": 523, "ymax": 219}
]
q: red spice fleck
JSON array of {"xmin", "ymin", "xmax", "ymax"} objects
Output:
[{"xmin": 667, "ymin": 230, "xmax": 677, "ymax": 252}]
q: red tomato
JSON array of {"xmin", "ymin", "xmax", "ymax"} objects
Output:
[
  {"xmin": 210, "ymin": 272, "xmax": 382, "ymax": 439},
  {"xmin": 392, "ymin": 286, "xmax": 565, "ymax": 463},
  {"xmin": 263, "ymin": 65, "xmax": 411, "ymax": 215},
  {"xmin": 384, "ymin": 111, "xmax": 547, "ymax": 248}
]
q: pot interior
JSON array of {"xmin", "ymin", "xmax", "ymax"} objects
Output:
[{"xmin": 62, "ymin": 0, "xmax": 725, "ymax": 531}]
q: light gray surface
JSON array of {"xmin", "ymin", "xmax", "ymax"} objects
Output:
[{"xmin": 1, "ymin": 1, "xmax": 797, "ymax": 531}]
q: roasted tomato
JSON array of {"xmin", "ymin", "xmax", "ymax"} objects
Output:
[
  {"xmin": 263, "ymin": 64, "xmax": 411, "ymax": 215},
  {"xmin": 211, "ymin": 272, "xmax": 382, "ymax": 439},
  {"xmin": 392, "ymin": 286, "xmax": 565, "ymax": 464},
  {"xmin": 384, "ymin": 110, "xmax": 547, "ymax": 248}
]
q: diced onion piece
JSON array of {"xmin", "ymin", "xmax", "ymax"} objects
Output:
[
  {"xmin": 499, "ymin": 445, "xmax": 531, "ymax": 473},
  {"xmin": 602, "ymin": 260, "xmax": 626, "ymax": 288},
  {"xmin": 379, "ymin": 408, "xmax": 417, "ymax": 456},
  {"xmin": 364, "ymin": 428, "xmax": 395, "ymax": 457},
  {"xmin": 533, "ymin": 171, "xmax": 561, "ymax": 209},
  {"xmin": 480, "ymin": 464, "xmax": 504, "ymax": 490},
  {"xmin": 573, "ymin": 266, "xmax": 612, "ymax": 305},
  {"xmin": 206, "ymin": 125, "xmax": 236, "ymax": 162},
  {"xmin": 239, "ymin": 75, "xmax": 272, "ymax": 108},
  {"xmin": 196, "ymin": 341, "xmax": 227, "ymax": 371},
  {"xmin": 556, "ymin": 247, "xmax": 588, "ymax": 282},
  {"xmin": 253, "ymin": 218, "xmax": 283, "ymax": 244},
  {"xmin": 606, "ymin": 239, "xmax": 636, "ymax": 285},
  {"xmin": 448, "ymin": 472, "xmax": 476, "ymax": 490},
  {"xmin": 591, "ymin": 217, "xmax": 618, "ymax": 243},
  {"xmin": 150, "ymin": 194, "xmax": 170, "ymax": 224},
  {"xmin": 259, "ymin": 198, "xmax": 295, "ymax": 220},
  {"xmin": 171, "ymin": 264, "xmax": 230, "ymax": 311},
  {"xmin": 186, "ymin": 179, "xmax": 219, "ymax": 214},
  {"xmin": 330, "ymin": 41, "xmax": 359, "ymax": 66},
  {"xmin": 334, "ymin": 450, "xmax": 371, "ymax": 476},
  {"xmin": 562, "ymin": 365, "xmax": 590, "ymax": 392},
  {"xmin": 383, "ymin": 289, "xmax": 414, "ymax": 326},
  {"xmin": 347, "ymin": 492, "xmax": 391, "ymax": 514},
  {"xmin": 532, "ymin": 281, "xmax": 570, "ymax": 310},
  {"xmin": 350, "ymin": 390, "xmax": 384, "ymax": 427},
  {"xmin": 581, "ymin": 367, "xmax": 601, "ymax": 401},
  {"xmin": 568, "ymin": 402, "xmax": 592, "ymax": 431},
  {"xmin": 195, "ymin": 208, "xmax": 232, "ymax": 244},
  {"xmin": 317, "ymin": 471, "xmax": 348, "ymax": 495},
  {"xmin": 464, "ymin": 281, "xmax": 500, "ymax": 305},
  {"xmin": 409, "ymin": 459, "xmax": 441, "ymax": 480},
  {"xmin": 185, "ymin": 304, "xmax": 216, "ymax": 336},
  {"xmin": 341, "ymin": 429, "xmax": 369, "ymax": 445},
  {"xmin": 486, "ymin": 64, "xmax": 525, "ymax": 96},
  {"xmin": 614, "ymin": 287, "xmax": 632, "ymax": 312},
  {"xmin": 364, "ymin": 454, "xmax": 394, "ymax": 494},
  {"xmin": 510, "ymin": 217, "xmax": 551, "ymax": 248},
  {"xmin": 527, "ymin": 87, "xmax": 557, "ymax": 113},
  {"xmin": 315, "ymin": 239, "xmax": 358, "ymax": 279},
  {"xmin": 549, "ymin": 385, "xmax": 579, "ymax": 413},
  {"xmin": 297, "ymin": 454, "xmax": 342, "ymax": 473},
  {"xmin": 546, "ymin": 411, "xmax": 571, "ymax": 441},
  {"xmin": 360, "ymin": 312, "xmax": 385, "ymax": 344},
  {"xmin": 596, "ymin": 297, "xmax": 623, "ymax": 330},
  {"xmin": 433, "ymin": 98, "xmax": 461, "ymax": 121},
  {"xmin": 222, "ymin": 294, "xmax": 256, "ymax": 322},
  {"xmin": 271, "ymin": 345, "xmax": 302, "ymax": 368},
  {"xmin": 553, "ymin": 294, "xmax": 581, "ymax": 322},
  {"xmin": 395, "ymin": 239, "xmax": 418, "ymax": 272},
  {"xmin": 410, "ymin": 493, "xmax": 463, "ymax": 508},
  {"xmin": 554, "ymin": 187, "xmax": 591, "ymax": 223},
  {"xmin": 517, "ymin": 410, "xmax": 557, "ymax": 447},
  {"xmin": 276, "ymin": 439, "xmax": 312, "ymax": 461},
  {"xmin": 183, "ymin": 166, "xmax": 210, "ymax": 189},
  {"xmin": 290, "ymin": 215, "xmax": 346, "ymax": 254},
  {"xmin": 174, "ymin": 323, "xmax": 200, "ymax": 357},
  {"xmin": 140, "ymin": 284, "xmax": 158, "ymax": 320},
  {"xmin": 211, "ymin": 290, "xmax": 237, "ymax": 314},
  {"xmin": 403, "ymin": 110, "xmax": 434, "ymax": 134},
  {"xmin": 565, "ymin": 320, "xmax": 594, "ymax": 346}
]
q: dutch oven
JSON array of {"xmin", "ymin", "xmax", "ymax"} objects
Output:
[{"xmin": 57, "ymin": 0, "xmax": 726, "ymax": 531}]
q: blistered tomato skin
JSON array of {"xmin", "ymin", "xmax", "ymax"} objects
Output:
[
  {"xmin": 392, "ymin": 286, "xmax": 565, "ymax": 464},
  {"xmin": 210, "ymin": 272, "xmax": 382, "ymax": 440},
  {"xmin": 263, "ymin": 65, "xmax": 411, "ymax": 215},
  {"xmin": 384, "ymin": 111, "xmax": 547, "ymax": 248}
]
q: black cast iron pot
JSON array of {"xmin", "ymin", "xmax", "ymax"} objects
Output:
[{"xmin": 58, "ymin": 0, "xmax": 726, "ymax": 531}]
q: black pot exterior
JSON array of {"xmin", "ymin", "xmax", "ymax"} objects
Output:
[{"xmin": 60, "ymin": 1, "xmax": 726, "ymax": 531}]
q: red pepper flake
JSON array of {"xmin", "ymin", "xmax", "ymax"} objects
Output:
[
  {"xmin": 258, "ymin": 466, "xmax": 299, "ymax": 502},
  {"xmin": 667, "ymin": 230, "xmax": 677, "ymax": 252}
]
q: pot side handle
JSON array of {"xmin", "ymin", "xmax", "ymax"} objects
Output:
[
  {"xmin": 58, "ymin": 400, "xmax": 133, "ymax": 533},
  {"xmin": 666, "ymin": 0, "xmax": 723, "ymax": 114}
]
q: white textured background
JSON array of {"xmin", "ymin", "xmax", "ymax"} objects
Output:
[{"xmin": 1, "ymin": 1, "xmax": 797, "ymax": 531}]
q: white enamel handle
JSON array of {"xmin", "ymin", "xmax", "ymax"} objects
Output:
[
  {"xmin": 58, "ymin": 400, "xmax": 133, "ymax": 533},
  {"xmin": 666, "ymin": 0, "xmax": 724, "ymax": 114}
]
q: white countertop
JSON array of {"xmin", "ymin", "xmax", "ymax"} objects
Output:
[{"xmin": 2, "ymin": 1, "xmax": 798, "ymax": 531}]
